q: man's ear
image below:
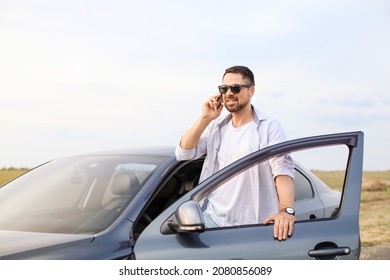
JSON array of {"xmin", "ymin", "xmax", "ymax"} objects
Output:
[{"xmin": 249, "ymin": 86, "xmax": 255, "ymax": 97}]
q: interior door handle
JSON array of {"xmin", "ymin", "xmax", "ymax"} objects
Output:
[{"xmin": 308, "ymin": 247, "xmax": 351, "ymax": 259}]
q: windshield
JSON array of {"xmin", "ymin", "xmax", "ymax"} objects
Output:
[{"xmin": 0, "ymin": 154, "xmax": 168, "ymax": 234}]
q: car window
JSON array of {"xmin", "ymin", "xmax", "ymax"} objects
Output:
[
  {"xmin": 0, "ymin": 154, "xmax": 168, "ymax": 234},
  {"xmin": 101, "ymin": 162, "xmax": 157, "ymax": 205},
  {"xmin": 294, "ymin": 169, "xmax": 314, "ymax": 201},
  {"xmin": 198, "ymin": 143, "xmax": 349, "ymax": 228}
]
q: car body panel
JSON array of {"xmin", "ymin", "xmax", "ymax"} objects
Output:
[
  {"xmin": 2, "ymin": 218, "xmax": 134, "ymax": 260},
  {"xmin": 0, "ymin": 230, "xmax": 94, "ymax": 257}
]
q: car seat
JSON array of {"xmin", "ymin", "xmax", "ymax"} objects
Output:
[{"xmin": 104, "ymin": 171, "xmax": 141, "ymax": 211}]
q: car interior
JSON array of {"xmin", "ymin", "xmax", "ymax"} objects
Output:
[{"xmin": 133, "ymin": 158, "xmax": 204, "ymax": 239}]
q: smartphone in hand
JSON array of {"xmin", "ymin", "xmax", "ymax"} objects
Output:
[{"xmin": 213, "ymin": 94, "xmax": 223, "ymax": 111}]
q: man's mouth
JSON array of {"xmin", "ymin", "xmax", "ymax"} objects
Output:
[{"xmin": 225, "ymin": 98, "xmax": 238, "ymax": 104}]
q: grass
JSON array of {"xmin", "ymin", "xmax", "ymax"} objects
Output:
[
  {"xmin": 313, "ymin": 170, "xmax": 390, "ymax": 247},
  {"xmin": 1, "ymin": 168, "xmax": 390, "ymax": 249},
  {"xmin": 0, "ymin": 168, "xmax": 28, "ymax": 186}
]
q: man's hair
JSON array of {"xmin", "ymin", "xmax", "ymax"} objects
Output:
[{"xmin": 223, "ymin": 66, "xmax": 255, "ymax": 86}]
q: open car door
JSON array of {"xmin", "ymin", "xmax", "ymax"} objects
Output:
[{"xmin": 134, "ymin": 131, "xmax": 363, "ymax": 259}]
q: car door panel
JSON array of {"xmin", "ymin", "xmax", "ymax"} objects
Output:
[
  {"xmin": 135, "ymin": 217, "xmax": 359, "ymax": 259},
  {"xmin": 295, "ymin": 199, "xmax": 324, "ymax": 220},
  {"xmin": 134, "ymin": 131, "xmax": 363, "ymax": 259}
]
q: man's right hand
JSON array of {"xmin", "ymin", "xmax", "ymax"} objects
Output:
[
  {"xmin": 180, "ymin": 93, "xmax": 223, "ymax": 149},
  {"xmin": 202, "ymin": 93, "xmax": 223, "ymax": 120}
]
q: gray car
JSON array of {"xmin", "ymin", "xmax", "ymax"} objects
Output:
[{"xmin": 0, "ymin": 131, "xmax": 363, "ymax": 259}]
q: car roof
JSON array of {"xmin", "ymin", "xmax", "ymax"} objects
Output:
[{"xmin": 75, "ymin": 146, "xmax": 177, "ymax": 158}]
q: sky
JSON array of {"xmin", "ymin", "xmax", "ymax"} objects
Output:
[{"xmin": 0, "ymin": 0, "xmax": 389, "ymax": 170}]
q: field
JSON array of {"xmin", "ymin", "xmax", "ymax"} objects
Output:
[
  {"xmin": 1, "ymin": 168, "xmax": 390, "ymax": 258},
  {"xmin": 0, "ymin": 168, "xmax": 29, "ymax": 185},
  {"xmin": 312, "ymin": 170, "xmax": 390, "ymax": 248}
]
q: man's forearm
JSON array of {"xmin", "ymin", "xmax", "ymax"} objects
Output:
[
  {"xmin": 275, "ymin": 175, "xmax": 295, "ymax": 210},
  {"xmin": 180, "ymin": 116, "xmax": 211, "ymax": 149}
]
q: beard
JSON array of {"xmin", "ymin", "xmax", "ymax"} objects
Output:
[{"xmin": 224, "ymin": 96, "xmax": 251, "ymax": 113}]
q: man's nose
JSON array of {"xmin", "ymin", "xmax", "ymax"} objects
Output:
[{"xmin": 226, "ymin": 89, "xmax": 234, "ymax": 96}]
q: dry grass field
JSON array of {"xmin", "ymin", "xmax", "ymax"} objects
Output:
[
  {"xmin": 313, "ymin": 170, "xmax": 390, "ymax": 259},
  {"xmin": 313, "ymin": 170, "xmax": 390, "ymax": 247},
  {"xmin": 1, "ymin": 168, "xmax": 389, "ymax": 259},
  {"xmin": 0, "ymin": 168, "xmax": 28, "ymax": 185}
]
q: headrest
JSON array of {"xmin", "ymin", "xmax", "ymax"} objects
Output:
[{"xmin": 111, "ymin": 172, "xmax": 141, "ymax": 197}]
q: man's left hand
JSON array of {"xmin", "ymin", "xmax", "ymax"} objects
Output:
[{"xmin": 263, "ymin": 212, "xmax": 295, "ymax": 241}]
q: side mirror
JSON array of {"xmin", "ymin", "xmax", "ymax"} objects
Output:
[{"xmin": 166, "ymin": 200, "xmax": 205, "ymax": 233}]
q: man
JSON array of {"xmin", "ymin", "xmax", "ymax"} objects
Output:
[{"xmin": 175, "ymin": 66, "xmax": 295, "ymax": 240}]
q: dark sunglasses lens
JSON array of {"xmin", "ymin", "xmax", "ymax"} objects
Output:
[
  {"xmin": 230, "ymin": 85, "xmax": 241, "ymax": 94},
  {"xmin": 219, "ymin": 86, "xmax": 228, "ymax": 94}
]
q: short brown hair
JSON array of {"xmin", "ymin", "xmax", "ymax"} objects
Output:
[{"xmin": 223, "ymin": 66, "xmax": 255, "ymax": 86}]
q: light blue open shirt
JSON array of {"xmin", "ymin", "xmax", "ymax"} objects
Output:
[{"xmin": 175, "ymin": 105, "xmax": 295, "ymax": 226}]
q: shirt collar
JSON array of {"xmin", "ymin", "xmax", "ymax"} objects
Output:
[{"xmin": 216, "ymin": 105, "xmax": 268, "ymax": 127}]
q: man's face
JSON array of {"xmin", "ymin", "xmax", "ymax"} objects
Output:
[{"xmin": 221, "ymin": 73, "xmax": 253, "ymax": 113}]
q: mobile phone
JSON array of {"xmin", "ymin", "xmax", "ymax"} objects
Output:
[{"xmin": 213, "ymin": 94, "xmax": 223, "ymax": 111}]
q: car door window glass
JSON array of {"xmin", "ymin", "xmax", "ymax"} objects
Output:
[{"xmin": 199, "ymin": 144, "xmax": 350, "ymax": 228}]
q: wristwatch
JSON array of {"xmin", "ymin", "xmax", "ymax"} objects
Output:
[{"xmin": 281, "ymin": 207, "xmax": 295, "ymax": 216}]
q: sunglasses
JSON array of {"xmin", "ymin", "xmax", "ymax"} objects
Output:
[{"xmin": 218, "ymin": 84, "xmax": 252, "ymax": 94}]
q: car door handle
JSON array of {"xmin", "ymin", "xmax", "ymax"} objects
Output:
[{"xmin": 308, "ymin": 247, "xmax": 351, "ymax": 258}]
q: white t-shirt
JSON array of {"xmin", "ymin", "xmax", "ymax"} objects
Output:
[{"xmin": 204, "ymin": 120, "xmax": 261, "ymax": 227}]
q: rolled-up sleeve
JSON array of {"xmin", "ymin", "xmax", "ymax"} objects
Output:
[
  {"xmin": 266, "ymin": 119, "xmax": 295, "ymax": 179},
  {"xmin": 270, "ymin": 154, "xmax": 295, "ymax": 179},
  {"xmin": 175, "ymin": 143, "xmax": 197, "ymax": 161},
  {"xmin": 175, "ymin": 121, "xmax": 213, "ymax": 161}
]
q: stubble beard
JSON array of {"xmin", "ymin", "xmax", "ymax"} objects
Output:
[{"xmin": 225, "ymin": 97, "xmax": 250, "ymax": 113}]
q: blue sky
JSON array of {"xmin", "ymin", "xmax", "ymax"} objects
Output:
[{"xmin": 0, "ymin": 0, "xmax": 389, "ymax": 170}]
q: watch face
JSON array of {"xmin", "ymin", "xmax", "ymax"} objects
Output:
[{"xmin": 285, "ymin": 207, "xmax": 295, "ymax": 214}]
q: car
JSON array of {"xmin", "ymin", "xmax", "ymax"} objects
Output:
[{"xmin": 0, "ymin": 131, "xmax": 363, "ymax": 260}]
